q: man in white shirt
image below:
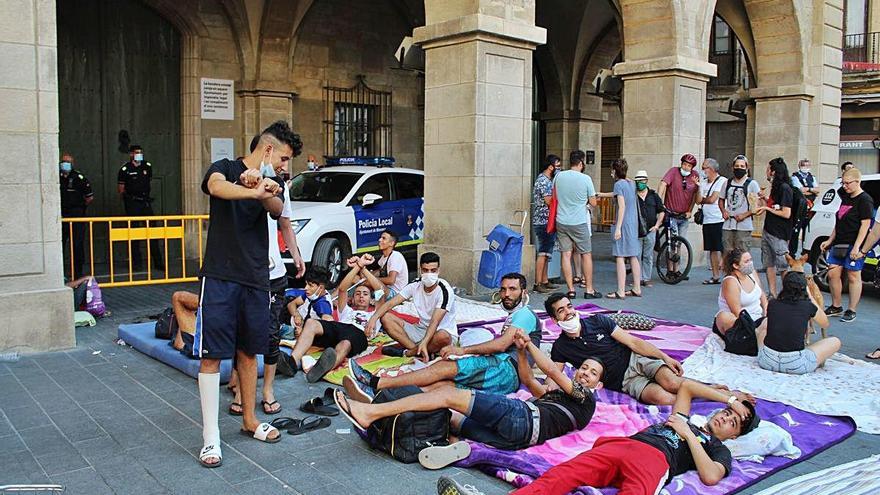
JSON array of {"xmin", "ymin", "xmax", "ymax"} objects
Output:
[
  {"xmin": 374, "ymin": 229, "xmax": 408, "ymax": 297},
  {"xmin": 366, "ymin": 252, "xmax": 457, "ymax": 361},
  {"xmin": 698, "ymin": 158, "xmax": 727, "ymax": 284}
]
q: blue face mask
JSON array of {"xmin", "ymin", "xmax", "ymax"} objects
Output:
[
  {"xmin": 133, "ymin": 153, "xmax": 144, "ymax": 162},
  {"xmin": 60, "ymin": 162, "xmax": 72, "ymax": 173},
  {"xmin": 260, "ymin": 162, "xmax": 276, "ymax": 178}
]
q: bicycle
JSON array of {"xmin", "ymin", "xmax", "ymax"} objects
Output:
[{"xmin": 654, "ymin": 211, "xmax": 693, "ymax": 285}]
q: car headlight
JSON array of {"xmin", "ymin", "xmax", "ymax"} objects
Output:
[{"xmin": 291, "ymin": 219, "xmax": 310, "ymax": 234}]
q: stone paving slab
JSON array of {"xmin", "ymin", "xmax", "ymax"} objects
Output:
[{"xmin": 0, "ymin": 234, "xmax": 877, "ymax": 494}]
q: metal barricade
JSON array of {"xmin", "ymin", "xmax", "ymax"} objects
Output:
[
  {"xmin": 595, "ymin": 196, "xmax": 615, "ymax": 230},
  {"xmin": 61, "ymin": 215, "xmax": 208, "ymax": 287}
]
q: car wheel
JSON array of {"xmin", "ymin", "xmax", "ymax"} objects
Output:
[
  {"xmin": 313, "ymin": 237, "xmax": 350, "ymax": 286},
  {"xmin": 811, "ymin": 248, "xmax": 831, "ymax": 292}
]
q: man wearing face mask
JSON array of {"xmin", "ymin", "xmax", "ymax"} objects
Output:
[
  {"xmin": 346, "ymin": 273, "xmax": 541, "ymax": 398},
  {"xmin": 635, "ymin": 170, "xmax": 664, "ymax": 287},
  {"xmin": 117, "ymin": 144, "xmax": 164, "ymax": 271},
  {"xmin": 59, "ymin": 153, "xmax": 94, "ymax": 279},
  {"xmin": 720, "ymin": 155, "xmax": 760, "ymax": 253},
  {"xmin": 546, "ymin": 293, "xmax": 688, "ymax": 405},
  {"xmin": 658, "ymin": 154, "xmax": 702, "ymax": 278}
]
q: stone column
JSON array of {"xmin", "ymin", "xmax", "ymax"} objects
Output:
[
  {"xmin": 237, "ymin": 81, "xmax": 297, "ymax": 155},
  {"xmin": 414, "ymin": 4, "xmax": 546, "ymax": 293},
  {"xmin": 540, "ymin": 95, "xmax": 605, "ymax": 184},
  {"xmin": 0, "ymin": 0, "xmax": 74, "ymax": 353},
  {"xmin": 614, "ymin": 57, "xmax": 716, "ymax": 182},
  {"xmin": 749, "ymin": 87, "xmax": 814, "ymax": 177}
]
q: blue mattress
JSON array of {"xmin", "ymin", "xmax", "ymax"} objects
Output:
[{"xmin": 118, "ymin": 322, "xmax": 284, "ymax": 383}]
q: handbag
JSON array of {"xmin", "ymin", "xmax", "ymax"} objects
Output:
[
  {"xmin": 715, "ymin": 309, "xmax": 758, "ymax": 356},
  {"xmin": 830, "ymin": 244, "xmax": 851, "ymax": 260},
  {"xmin": 547, "ymin": 188, "xmax": 558, "ymax": 233},
  {"xmin": 637, "ymin": 199, "xmax": 648, "ymax": 238},
  {"xmin": 694, "ymin": 208, "xmax": 704, "ymax": 225}
]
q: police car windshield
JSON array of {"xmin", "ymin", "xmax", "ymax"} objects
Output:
[{"xmin": 289, "ymin": 171, "xmax": 363, "ymax": 203}]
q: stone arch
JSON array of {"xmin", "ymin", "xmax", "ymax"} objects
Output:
[
  {"xmin": 742, "ymin": 0, "xmax": 806, "ymax": 87},
  {"xmin": 575, "ymin": 20, "xmax": 621, "ymax": 110},
  {"xmin": 714, "ymin": 0, "xmax": 758, "ymax": 86}
]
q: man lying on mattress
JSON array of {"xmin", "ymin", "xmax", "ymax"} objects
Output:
[
  {"xmin": 438, "ymin": 379, "xmax": 760, "ymax": 495},
  {"xmin": 336, "ymin": 328, "xmax": 602, "ymax": 469},
  {"xmin": 346, "ymin": 272, "xmax": 542, "ymax": 397},
  {"xmin": 544, "ymin": 293, "xmax": 697, "ymax": 405},
  {"xmin": 170, "ymin": 290, "xmax": 198, "ymax": 357},
  {"xmin": 276, "ymin": 254, "xmax": 385, "ymax": 382}
]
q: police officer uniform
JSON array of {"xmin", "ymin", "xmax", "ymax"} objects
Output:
[
  {"xmin": 60, "ymin": 169, "xmax": 94, "ymax": 278},
  {"xmin": 118, "ymin": 160, "xmax": 164, "ymax": 269}
]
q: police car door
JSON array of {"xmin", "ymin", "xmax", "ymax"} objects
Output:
[
  {"xmin": 391, "ymin": 172, "xmax": 425, "ymax": 248},
  {"xmin": 351, "ymin": 173, "xmax": 395, "ymax": 252}
]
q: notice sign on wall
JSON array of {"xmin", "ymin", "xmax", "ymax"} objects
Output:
[
  {"xmin": 210, "ymin": 138, "xmax": 234, "ymax": 163},
  {"xmin": 201, "ymin": 78, "xmax": 234, "ymax": 120}
]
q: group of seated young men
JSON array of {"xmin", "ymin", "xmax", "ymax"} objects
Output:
[{"xmin": 331, "ymin": 289, "xmax": 760, "ymax": 495}]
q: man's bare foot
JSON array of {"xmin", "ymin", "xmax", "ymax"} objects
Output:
[
  {"xmin": 335, "ymin": 390, "xmax": 371, "ymax": 430},
  {"xmin": 241, "ymin": 419, "xmax": 280, "ymax": 441}
]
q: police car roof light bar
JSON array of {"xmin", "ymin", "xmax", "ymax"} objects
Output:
[{"xmin": 323, "ymin": 156, "xmax": 395, "ymax": 168}]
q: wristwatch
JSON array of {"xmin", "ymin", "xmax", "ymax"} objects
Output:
[{"xmin": 727, "ymin": 395, "xmax": 738, "ymax": 406}]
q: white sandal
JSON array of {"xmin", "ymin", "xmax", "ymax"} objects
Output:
[
  {"xmin": 199, "ymin": 443, "xmax": 222, "ymax": 468},
  {"xmin": 240, "ymin": 422, "xmax": 281, "ymax": 443}
]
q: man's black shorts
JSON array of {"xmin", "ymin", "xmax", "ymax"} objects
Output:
[
  {"xmin": 313, "ymin": 320, "xmax": 368, "ymax": 356},
  {"xmin": 193, "ymin": 277, "xmax": 269, "ymax": 359}
]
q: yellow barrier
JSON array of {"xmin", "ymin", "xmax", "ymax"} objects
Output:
[
  {"xmin": 595, "ymin": 196, "xmax": 615, "ymax": 228},
  {"xmin": 61, "ymin": 215, "xmax": 209, "ymax": 288}
]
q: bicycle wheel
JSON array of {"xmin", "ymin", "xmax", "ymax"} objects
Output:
[{"xmin": 655, "ymin": 235, "xmax": 693, "ymax": 285}]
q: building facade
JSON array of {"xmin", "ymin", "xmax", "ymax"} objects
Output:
[{"xmin": 0, "ymin": 0, "xmax": 845, "ymax": 351}]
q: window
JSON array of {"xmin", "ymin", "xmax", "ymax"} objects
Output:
[
  {"xmin": 350, "ymin": 174, "xmax": 392, "ymax": 206},
  {"xmin": 845, "ymin": 0, "xmax": 866, "ymax": 35},
  {"xmin": 393, "ymin": 173, "xmax": 423, "ymax": 200},
  {"xmin": 289, "ymin": 172, "xmax": 363, "ymax": 203},
  {"xmin": 714, "ymin": 16, "xmax": 731, "ymax": 55},
  {"xmin": 324, "ymin": 76, "xmax": 393, "ymax": 158}
]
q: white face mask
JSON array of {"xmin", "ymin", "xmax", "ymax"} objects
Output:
[
  {"xmin": 800, "ymin": 168, "xmax": 811, "ymax": 174},
  {"xmin": 421, "ymin": 272, "xmax": 439, "ymax": 288},
  {"xmin": 680, "ymin": 167, "xmax": 691, "ymax": 177},
  {"xmin": 740, "ymin": 261, "xmax": 755, "ymax": 275},
  {"xmin": 260, "ymin": 161, "xmax": 276, "ymax": 177},
  {"xmin": 307, "ymin": 161, "xmax": 317, "ymax": 171},
  {"xmin": 307, "ymin": 291, "xmax": 321, "ymax": 301},
  {"xmin": 134, "ymin": 153, "xmax": 144, "ymax": 162},
  {"xmin": 373, "ymin": 289, "xmax": 386, "ymax": 301},
  {"xmin": 558, "ymin": 315, "xmax": 581, "ymax": 334}
]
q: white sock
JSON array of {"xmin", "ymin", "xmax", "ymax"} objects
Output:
[{"xmin": 198, "ymin": 372, "xmax": 221, "ymax": 446}]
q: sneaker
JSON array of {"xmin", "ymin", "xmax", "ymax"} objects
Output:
[
  {"xmin": 840, "ymin": 310, "xmax": 857, "ymax": 323},
  {"xmin": 349, "ymin": 358, "xmax": 376, "ymax": 387},
  {"xmin": 306, "ymin": 347, "xmax": 337, "ymax": 383},
  {"xmin": 437, "ymin": 476, "xmax": 484, "ymax": 495},
  {"xmin": 419, "ymin": 441, "xmax": 471, "ymax": 470},
  {"xmin": 275, "ymin": 352, "xmax": 298, "ymax": 378},
  {"xmin": 342, "ymin": 375, "xmax": 376, "ymax": 402},
  {"xmin": 825, "ymin": 305, "xmax": 844, "ymax": 316}
]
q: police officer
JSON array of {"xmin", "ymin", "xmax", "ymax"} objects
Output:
[
  {"xmin": 117, "ymin": 144, "xmax": 164, "ymax": 270},
  {"xmin": 59, "ymin": 153, "xmax": 94, "ymax": 279}
]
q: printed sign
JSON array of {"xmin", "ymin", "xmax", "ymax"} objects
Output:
[
  {"xmin": 201, "ymin": 78, "xmax": 234, "ymax": 120},
  {"xmin": 210, "ymin": 138, "xmax": 234, "ymax": 163},
  {"xmin": 353, "ymin": 198, "xmax": 424, "ymax": 252}
]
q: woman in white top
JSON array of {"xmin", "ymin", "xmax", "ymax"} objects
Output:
[{"xmin": 713, "ymin": 248, "xmax": 768, "ymax": 335}]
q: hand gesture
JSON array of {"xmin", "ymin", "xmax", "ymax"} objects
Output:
[
  {"xmin": 240, "ymin": 168, "xmax": 261, "ymax": 188},
  {"xmin": 416, "ymin": 341, "xmax": 430, "ymax": 362},
  {"xmin": 439, "ymin": 345, "xmax": 463, "ymax": 359},
  {"xmin": 261, "ymin": 178, "xmax": 280, "ymax": 195},
  {"xmin": 663, "ymin": 356, "xmax": 684, "ymax": 376},
  {"xmin": 664, "ymin": 414, "xmax": 693, "ymax": 439},
  {"xmin": 359, "ymin": 253, "xmax": 375, "ymax": 267},
  {"xmin": 346, "ymin": 256, "xmax": 360, "ymax": 268}
]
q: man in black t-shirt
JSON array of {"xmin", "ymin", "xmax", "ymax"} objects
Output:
[
  {"xmin": 499, "ymin": 380, "xmax": 759, "ymax": 495},
  {"xmin": 335, "ymin": 328, "xmax": 602, "ymax": 470},
  {"xmin": 194, "ymin": 121, "xmax": 296, "ymax": 468},
  {"xmin": 545, "ymin": 293, "xmax": 686, "ymax": 405},
  {"xmin": 756, "ymin": 157, "xmax": 794, "ymax": 297}
]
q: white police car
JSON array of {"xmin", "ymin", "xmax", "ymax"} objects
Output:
[
  {"xmin": 805, "ymin": 173, "xmax": 880, "ymax": 290},
  {"xmin": 285, "ymin": 157, "xmax": 424, "ymax": 284}
]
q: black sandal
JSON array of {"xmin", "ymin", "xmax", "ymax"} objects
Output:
[
  {"xmin": 261, "ymin": 400, "xmax": 282, "ymax": 415},
  {"xmin": 605, "ymin": 292, "xmax": 625, "ymax": 300},
  {"xmin": 287, "ymin": 415, "xmax": 332, "ymax": 436},
  {"xmin": 565, "ymin": 291, "xmax": 577, "ymax": 300},
  {"xmin": 583, "ymin": 290, "xmax": 603, "ymax": 299},
  {"xmin": 228, "ymin": 402, "xmax": 243, "ymax": 416},
  {"xmin": 624, "ymin": 289, "xmax": 642, "ymax": 298},
  {"xmin": 299, "ymin": 388, "xmax": 339, "ymax": 417}
]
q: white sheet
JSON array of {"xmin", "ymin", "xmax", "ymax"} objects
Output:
[
  {"xmin": 752, "ymin": 455, "xmax": 880, "ymax": 495},
  {"xmin": 396, "ymin": 297, "xmax": 507, "ymax": 324},
  {"xmin": 683, "ymin": 335, "xmax": 880, "ymax": 434}
]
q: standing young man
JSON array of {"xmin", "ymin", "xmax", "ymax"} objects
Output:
[
  {"xmin": 59, "ymin": 153, "xmax": 94, "ymax": 279},
  {"xmin": 533, "ymin": 154, "xmax": 561, "ymax": 293},
  {"xmin": 554, "ymin": 150, "xmax": 600, "ymax": 299},
  {"xmin": 117, "ymin": 144, "xmax": 163, "ymax": 271},
  {"xmin": 365, "ymin": 252, "xmax": 458, "ymax": 361},
  {"xmin": 658, "ymin": 154, "xmax": 701, "ymax": 279},
  {"xmin": 194, "ymin": 121, "xmax": 296, "ymax": 468},
  {"xmin": 720, "ymin": 155, "xmax": 760, "ymax": 253},
  {"xmin": 755, "ymin": 157, "xmax": 794, "ymax": 298},
  {"xmin": 375, "ymin": 229, "xmax": 408, "ymax": 297}
]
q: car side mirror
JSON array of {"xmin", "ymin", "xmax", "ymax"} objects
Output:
[{"xmin": 362, "ymin": 193, "xmax": 382, "ymax": 207}]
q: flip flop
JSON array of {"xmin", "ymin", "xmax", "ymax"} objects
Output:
[
  {"xmin": 333, "ymin": 389, "xmax": 367, "ymax": 434},
  {"xmin": 605, "ymin": 292, "xmax": 625, "ymax": 300},
  {"xmin": 228, "ymin": 402, "xmax": 243, "ymax": 416},
  {"xmin": 240, "ymin": 422, "xmax": 281, "ymax": 443},
  {"xmin": 624, "ymin": 289, "xmax": 642, "ymax": 298},
  {"xmin": 418, "ymin": 441, "xmax": 471, "ymax": 470},
  {"xmin": 866, "ymin": 348, "xmax": 880, "ymax": 360},
  {"xmin": 198, "ymin": 443, "xmax": 222, "ymax": 468},
  {"xmin": 261, "ymin": 400, "xmax": 282, "ymax": 415},
  {"xmin": 269, "ymin": 417, "xmax": 299, "ymax": 430},
  {"xmin": 583, "ymin": 290, "xmax": 603, "ymax": 299},
  {"xmin": 287, "ymin": 416, "xmax": 332, "ymax": 436},
  {"xmin": 306, "ymin": 348, "xmax": 338, "ymax": 383},
  {"xmin": 299, "ymin": 393, "xmax": 339, "ymax": 417},
  {"xmin": 565, "ymin": 291, "xmax": 577, "ymax": 300},
  {"xmin": 702, "ymin": 278, "xmax": 721, "ymax": 285}
]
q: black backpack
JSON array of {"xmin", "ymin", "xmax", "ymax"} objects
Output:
[
  {"xmin": 364, "ymin": 385, "xmax": 450, "ymax": 463},
  {"xmin": 714, "ymin": 309, "xmax": 758, "ymax": 356},
  {"xmin": 154, "ymin": 307, "xmax": 178, "ymax": 340},
  {"xmin": 789, "ymin": 180, "xmax": 810, "ymax": 230}
]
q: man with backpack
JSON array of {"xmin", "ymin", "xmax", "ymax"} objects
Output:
[
  {"xmin": 789, "ymin": 159, "xmax": 817, "ymax": 255},
  {"xmin": 720, "ymin": 155, "xmax": 760, "ymax": 253}
]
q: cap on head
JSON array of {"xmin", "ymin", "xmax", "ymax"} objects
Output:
[
  {"xmin": 635, "ymin": 170, "xmax": 648, "ymax": 180},
  {"xmin": 738, "ymin": 401, "xmax": 761, "ymax": 436},
  {"xmin": 680, "ymin": 154, "xmax": 697, "ymax": 166}
]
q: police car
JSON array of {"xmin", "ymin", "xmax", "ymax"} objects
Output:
[
  {"xmin": 804, "ymin": 173, "xmax": 880, "ymax": 291},
  {"xmin": 285, "ymin": 157, "xmax": 424, "ymax": 284}
]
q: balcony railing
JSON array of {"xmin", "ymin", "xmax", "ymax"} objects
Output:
[{"xmin": 844, "ymin": 32, "xmax": 880, "ymax": 73}]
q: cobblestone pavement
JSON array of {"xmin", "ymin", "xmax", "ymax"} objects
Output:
[{"xmin": 1, "ymin": 233, "xmax": 877, "ymax": 494}]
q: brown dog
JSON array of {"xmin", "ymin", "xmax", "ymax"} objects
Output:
[{"xmin": 784, "ymin": 253, "xmax": 826, "ymax": 344}]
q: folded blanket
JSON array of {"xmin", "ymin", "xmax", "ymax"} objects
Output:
[
  {"xmin": 683, "ymin": 334, "xmax": 880, "ymax": 434},
  {"xmin": 751, "ymin": 454, "xmax": 880, "ymax": 495}
]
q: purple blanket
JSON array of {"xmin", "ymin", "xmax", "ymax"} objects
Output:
[{"xmin": 454, "ymin": 303, "xmax": 857, "ymax": 495}]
